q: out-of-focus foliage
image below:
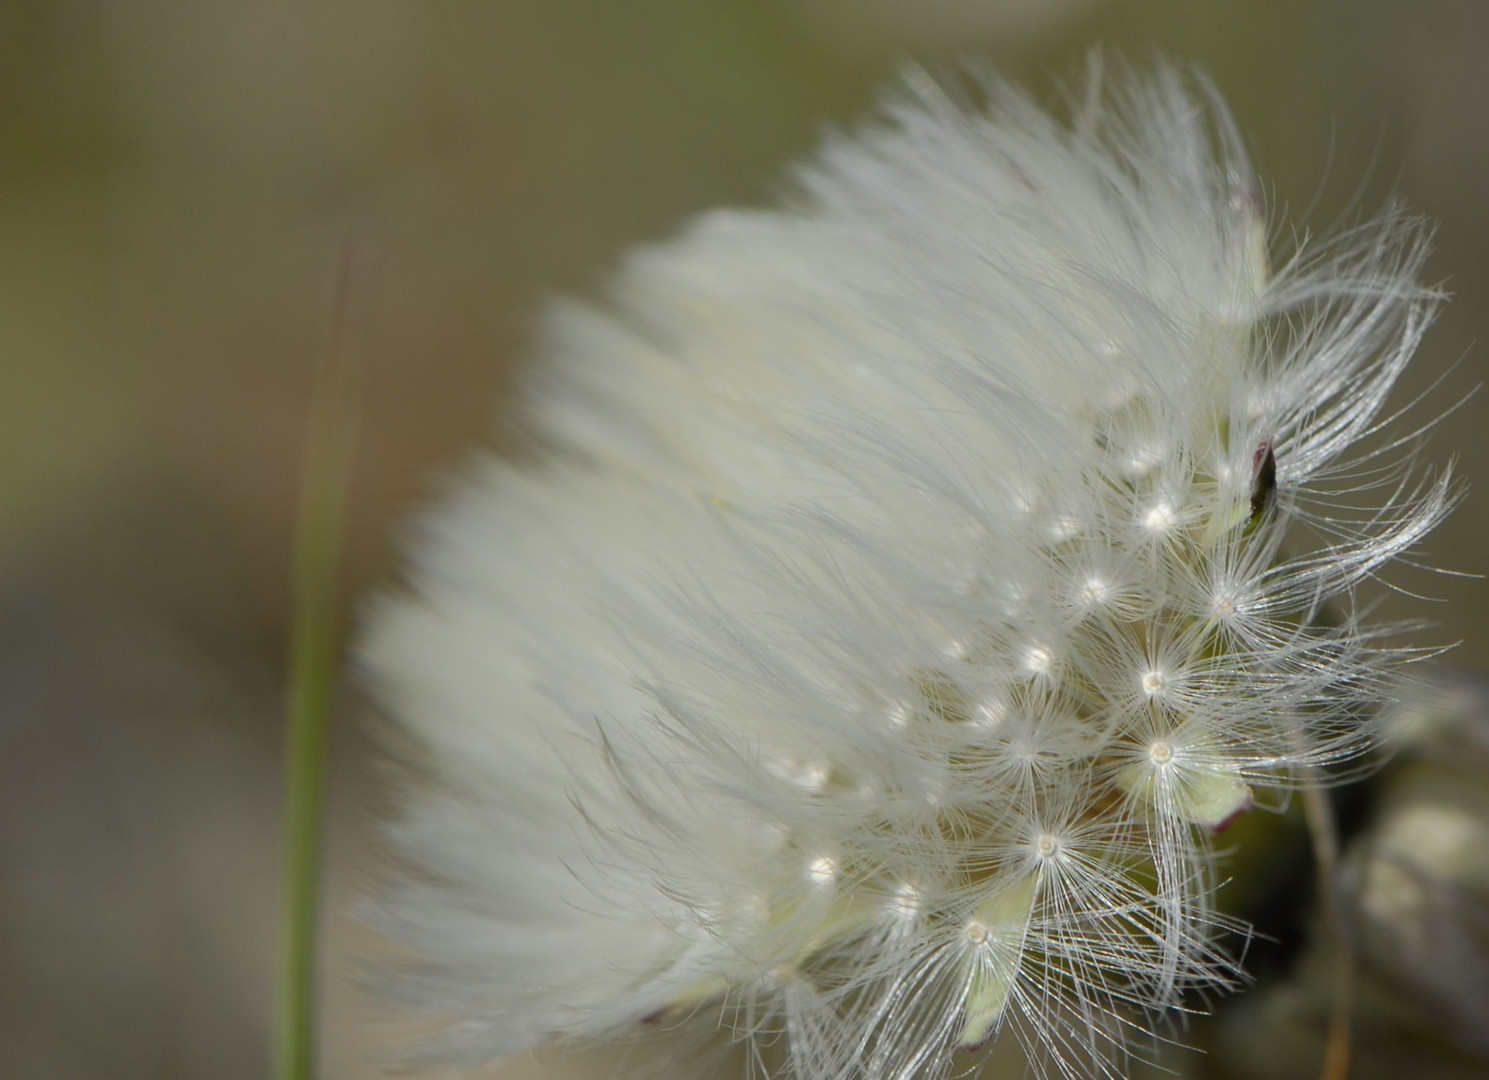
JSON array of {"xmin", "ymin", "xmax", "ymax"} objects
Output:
[{"xmin": 1203, "ymin": 677, "xmax": 1489, "ymax": 1080}]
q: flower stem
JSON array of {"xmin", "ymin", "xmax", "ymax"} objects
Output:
[
  {"xmin": 1301, "ymin": 775, "xmax": 1353, "ymax": 1080},
  {"xmin": 276, "ymin": 241, "xmax": 359, "ymax": 1080}
]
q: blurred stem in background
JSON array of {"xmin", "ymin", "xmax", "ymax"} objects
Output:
[
  {"xmin": 1301, "ymin": 775, "xmax": 1353, "ymax": 1080},
  {"xmin": 276, "ymin": 242, "xmax": 360, "ymax": 1080}
]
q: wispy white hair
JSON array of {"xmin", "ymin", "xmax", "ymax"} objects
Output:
[{"xmin": 360, "ymin": 59, "xmax": 1456, "ymax": 1080}]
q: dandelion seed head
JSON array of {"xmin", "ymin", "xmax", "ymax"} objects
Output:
[
  {"xmin": 361, "ymin": 59, "xmax": 1458, "ymax": 1080},
  {"xmin": 1050, "ymin": 514, "xmax": 1083, "ymax": 542},
  {"xmin": 1080, "ymin": 575, "xmax": 1111, "ymax": 606},
  {"xmin": 941, "ymin": 637, "xmax": 972, "ymax": 662},
  {"xmin": 1022, "ymin": 644, "xmax": 1055, "ymax": 677},
  {"xmin": 1144, "ymin": 500, "xmax": 1178, "ymax": 532},
  {"xmin": 768, "ymin": 754, "xmax": 833, "ymax": 793},
  {"xmin": 887, "ymin": 881, "xmax": 924, "ymax": 921},
  {"xmin": 885, "ymin": 700, "xmax": 916, "ymax": 729},
  {"xmin": 973, "ymin": 695, "xmax": 1008, "ymax": 728},
  {"xmin": 1125, "ymin": 444, "xmax": 1165, "ymax": 479}
]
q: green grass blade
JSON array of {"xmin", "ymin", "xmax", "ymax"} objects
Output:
[{"xmin": 276, "ymin": 245, "xmax": 359, "ymax": 1080}]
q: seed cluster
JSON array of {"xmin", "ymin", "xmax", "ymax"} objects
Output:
[{"xmin": 362, "ymin": 64, "xmax": 1452, "ymax": 1080}]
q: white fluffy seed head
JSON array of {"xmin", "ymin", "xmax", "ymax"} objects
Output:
[
  {"xmin": 887, "ymin": 881, "xmax": 924, "ymax": 920},
  {"xmin": 806, "ymin": 854, "xmax": 838, "ymax": 888},
  {"xmin": 361, "ymin": 60, "xmax": 1456, "ymax": 1080},
  {"xmin": 1022, "ymin": 645, "xmax": 1055, "ymax": 679},
  {"xmin": 1081, "ymin": 575, "xmax": 1110, "ymax": 605},
  {"xmin": 1144, "ymin": 500, "xmax": 1178, "ymax": 532}
]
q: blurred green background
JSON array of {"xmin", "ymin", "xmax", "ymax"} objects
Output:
[{"xmin": 4, "ymin": 2, "xmax": 1488, "ymax": 1078}]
